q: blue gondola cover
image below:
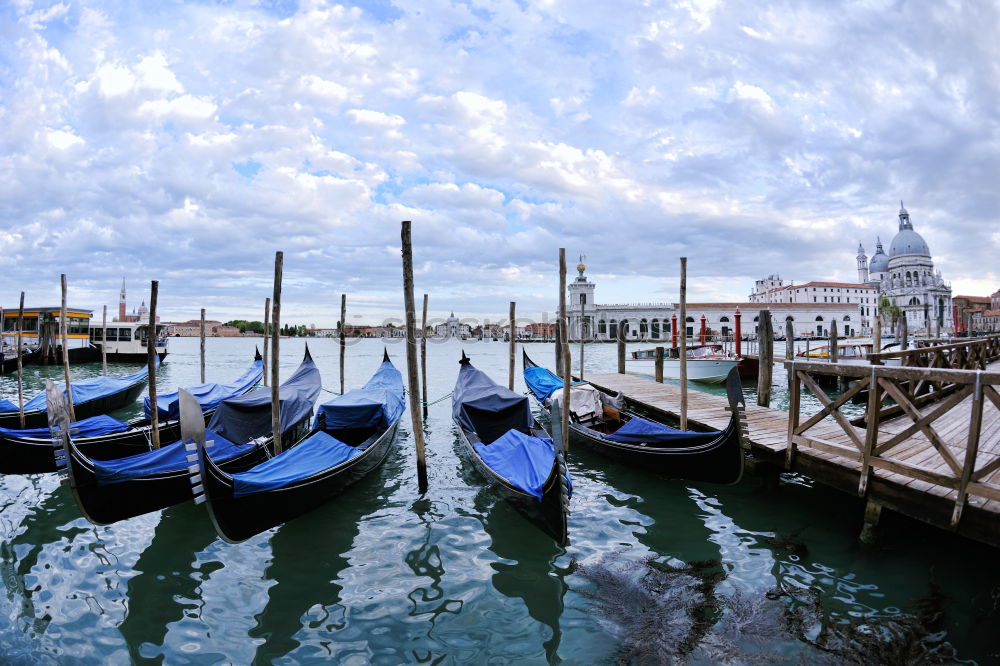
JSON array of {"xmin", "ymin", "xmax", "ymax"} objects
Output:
[
  {"xmin": 523, "ymin": 365, "xmax": 584, "ymax": 402},
  {"xmin": 15, "ymin": 361, "xmax": 153, "ymax": 414},
  {"xmin": 0, "ymin": 414, "xmax": 130, "ymax": 439},
  {"xmin": 93, "ymin": 429, "xmax": 254, "ymax": 485},
  {"xmin": 453, "ymin": 362, "xmax": 532, "ymax": 441},
  {"xmin": 315, "ymin": 360, "xmax": 404, "ymax": 430},
  {"xmin": 0, "ymin": 400, "xmax": 19, "ymax": 412},
  {"xmin": 473, "ymin": 428, "xmax": 556, "ymax": 501},
  {"xmin": 605, "ymin": 417, "xmax": 721, "ymax": 446},
  {"xmin": 206, "ymin": 354, "xmax": 321, "ymax": 444},
  {"xmin": 231, "ymin": 430, "xmax": 361, "ymax": 497},
  {"xmin": 145, "ymin": 359, "xmax": 264, "ymax": 421}
]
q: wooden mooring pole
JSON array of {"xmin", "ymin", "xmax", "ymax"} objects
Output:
[
  {"xmin": 654, "ymin": 346, "xmax": 664, "ymax": 383},
  {"xmin": 16, "ymin": 293, "xmax": 25, "ymax": 428},
  {"xmin": 101, "ymin": 305, "xmax": 108, "ymax": 376},
  {"xmin": 679, "ymin": 257, "xmax": 688, "ymax": 430},
  {"xmin": 830, "ymin": 320, "xmax": 839, "ymax": 364},
  {"xmin": 757, "ymin": 309, "xmax": 773, "ymax": 407},
  {"xmin": 559, "ymin": 249, "xmax": 570, "ymax": 454},
  {"xmin": 262, "ymin": 297, "xmax": 270, "ymax": 386},
  {"xmin": 340, "ymin": 294, "xmax": 347, "ymax": 395},
  {"xmin": 508, "ymin": 301, "xmax": 516, "ymax": 391},
  {"xmin": 401, "ymin": 221, "xmax": 428, "ymax": 493},
  {"xmin": 578, "ymin": 297, "xmax": 585, "ymax": 381},
  {"xmin": 555, "ymin": 310, "xmax": 564, "ymax": 378},
  {"xmin": 59, "ymin": 275, "xmax": 76, "ymax": 422},
  {"xmin": 147, "ymin": 280, "xmax": 161, "ymax": 449},
  {"xmin": 617, "ymin": 326, "xmax": 626, "ymax": 374},
  {"xmin": 872, "ymin": 315, "xmax": 882, "ymax": 358},
  {"xmin": 421, "ymin": 294, "xmax": 429, "ymax": 415},
  {"xmin": 271, "ymin": 252, "xmax": 283, "ymax": 454},
  {"xmin": 200, "ymin": 308, "xmax": 206, "ymax": 383}
]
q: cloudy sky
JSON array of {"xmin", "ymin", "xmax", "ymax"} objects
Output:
[{"xmin": 2, "ymin": 0, "xmax": 998, "ymax": 328}]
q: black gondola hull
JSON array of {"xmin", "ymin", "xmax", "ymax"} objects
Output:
[
  {"xmin": 63, "ymin": 416, "xmax": 312, "ymax": 525},
  {"xmin": 0, "ymin": 379, "xmax": 147, "ymax": 430},
  {"xmin": 200, "ymin": 422, "xmax": 400, "ymax": 543},
  {"xmin": 456, "ymin": 425, "xmax": 568, "ymax": 545}
]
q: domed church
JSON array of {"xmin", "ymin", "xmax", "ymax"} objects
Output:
[{"xmin": 857, "ymin": 203, "xmax": 952, "ymax": 334}]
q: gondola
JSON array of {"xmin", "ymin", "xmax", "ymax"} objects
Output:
[
  {"xmin": 452, "ymin": 352, "xmax": 570, "ymax": 545},
  {"xmin": 187, "ymin": 349, "xmax": 404, "ymax": 543},
  {"xmin": 53, "ymin": 347, "xmax": 320, "ymax": 525},
  {"xmin": 0, "ymin": 350, "xmax": 263, "ymax": 474},
  {"xmin": 0, "ymin": 359, "xmax": 154, "ymax": 430},
  {"xmin": 523, "ymin": 351, "xmax": 746, "ymax": 484}
]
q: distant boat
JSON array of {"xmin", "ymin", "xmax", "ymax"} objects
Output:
[
  {"xmin": 452, "ymin": 352, "xmax": 570, "ymax": 545},
  {"xmin": 523, "ymin": 351, "xmax": 745, "ymax": 484},
  {"xmin": 89, "ymin": 321, "xmax": 169, "ymax": 362},
  {"xmin": 628, "ymin": 344, "xmax": 739, "ymax": 383},
  {"xmin": 0, "ymin": 350, "xmax": 263, "ymax": 474},
  {"xmin": 53, "ymin": 347, "xmax": 320, "ymax": 526},
  {"xmin": 189, "ymin": 349, "xmax": 404, "ymax": 543}
]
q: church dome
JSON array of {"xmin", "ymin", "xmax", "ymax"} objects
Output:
[
  {"xmin": 888, "ymin": 229, "xmax": 930, "ymax": 257},
  {"xmin": 888, "ymin": 201, "xmax": 930, "ymax": 258}
]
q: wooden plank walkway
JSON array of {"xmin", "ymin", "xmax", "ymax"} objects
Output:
[{"xmin": 583, "ymin": 362, "xmax": 1000, "ymax": 548}]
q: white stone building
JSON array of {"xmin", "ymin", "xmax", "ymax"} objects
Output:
[
  {"xmin": 567, "ymin": 261, "xmax": 864, "ymax": 341},
  {"xmin": 433, "ymin": 312, "xmax": 470, "ymax": 338}
]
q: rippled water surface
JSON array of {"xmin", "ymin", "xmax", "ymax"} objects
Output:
[{"xmin": 1, "ymin": 337, "xmax": 998, "ymax": 663}]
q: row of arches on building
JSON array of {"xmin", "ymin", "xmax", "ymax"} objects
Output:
[{"xmin": 591, "ymin": 314, "xmax": 858, "ymax": 340}]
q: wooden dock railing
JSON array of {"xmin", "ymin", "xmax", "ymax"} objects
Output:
[{"xmin": 784, "ymin": 359, "xmax": 1000, "ymax": 528}]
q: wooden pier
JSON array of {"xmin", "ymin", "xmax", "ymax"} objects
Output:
[{"xmin": 583, "ymin": 334, "xmax": 1000, "ymax": 548}]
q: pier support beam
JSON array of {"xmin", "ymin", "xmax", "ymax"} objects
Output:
[{"xmin": 859, "ymin": 499, "xmax": 883, "ymax": 545}]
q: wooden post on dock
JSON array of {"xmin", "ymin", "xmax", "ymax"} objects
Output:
[
  {"xmin": 899, "ymin": 316, "xmax": 908, "ymax": 351},
  {"xmin": 340, "ymin": 294, "xmax": 347, "ymax": 395},
  {"xmin": 262, "ymin": 298, "xmax": 270, "ymax": 386},
  {"xmin": 735, "ymin": 309, "xmax": 742, "ymax": 358},
  {"xmin": 200, "ymin": 308, "xmax": 206, "ymax": 383},
  {"xmin": 16, "ymin": 293, "xmax": 25, "ymax": 428},
  {"xmin": 757, "ymin": 310, "xmax": 773, "ymax": 407},
  {"xmin": 654, "ymin": 346, "xmax": 664, "ymax": 383},
  {"xmin": 859, "ymin": 499, "xmax": 882, "ymax": 545},
  {"xmin": 872, "ymin": 315, "xmax": 882, "ymax": 359},
  {"xmin": 271, "ymin": 252, "xmax": 283, "ymax": 454},
  {"xmin": 559, "ymin": 249, "xmax": 570, "ymax": 454},
  {"xmin": 679, "ymin": 257, "xmax": 688, "ymax": 430},
  {"xmin": 578, "ymin": 298, "xmax": 585, "ymax": 381},
  {"xmin": 785, "ymin": 320, "xmax": 794, "ymax": 362},
  {"xmin": 508, "ymin": 301, "xmax": 516, "ymax": 391},
  {"xmin": 617, "ymin": 325, "xmax": 626, "ymax": 374},
  {"xmin": 401, "ymin": 221, "xmax": 428, "ymax": 493},
  {"xmin": 101, "ymin": 305, "xmax": 108, "ymax": 376},
  {"xmin": 59, "ymin": 275, "xmax": 76, "ymax": 422},
  {"xmin": 555, "ymin": 311, "xmax": 563, "ymax": 378},
  {"xmin": 421, "ymin": 294, "xmax": 429, "ymax": 414},
  {"xmin": 147, "ymin": 281, "xmax": 161, "ymax": 449},
  {"xmin": 830, "ymin": 320, "xmax": 839, "ymax": 364}
]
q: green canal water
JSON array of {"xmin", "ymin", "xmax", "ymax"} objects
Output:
[{"xmin": 1, "ymin": 337, "xmax": 997, "ymax": 663}]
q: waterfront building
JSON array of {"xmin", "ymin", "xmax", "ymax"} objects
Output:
[
  {"xmin": 167, "ymin": 320, "xmax": 240, "ymax": 337},
  {"xmin": 567, "ymin": 261, "xmax": 863, "ymax": 341},
  {"xmin": 433, "ymin": 312, "xmax": 470, "ymax": 338}
]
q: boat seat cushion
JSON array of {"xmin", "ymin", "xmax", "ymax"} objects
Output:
[
  {"xmin": 606, "ymin": 417, "xmax": 720, "ymax": 446},
  {"xmin": 232, "ymin": 430, "xmax": 360, "ymax": 497},
  {"xmin": 474, "ymin": 428, "xmax": 556, "ymax": 502}
]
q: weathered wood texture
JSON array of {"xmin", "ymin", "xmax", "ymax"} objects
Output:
[{"xmin": 584, "ymin": 355, "xmax": 1000, "ymax": 549}]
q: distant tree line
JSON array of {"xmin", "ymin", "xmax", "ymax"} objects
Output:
[{"xmin": 225, "ymin": 320, "xmax": 314, "ymax": 337}]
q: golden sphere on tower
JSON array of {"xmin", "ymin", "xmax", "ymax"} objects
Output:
[{"xmin": 577, "ymin": 263, "xmax": 586, "ymax": 273}]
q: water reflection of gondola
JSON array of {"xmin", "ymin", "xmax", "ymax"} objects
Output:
[
  {"xmin": 117, "ymin": 501, "xmax": 219, "ymax": 661},
  {"xmin": 475, "ymin": 485, "xmax": 568, "ymax": 663},
  {"xmin": 0, "ymin": 480, "xmax": 91, "ymax": 634},
  {"xmin": 248, "ymin": 468, "xmax": 399, "ymax": 663}
]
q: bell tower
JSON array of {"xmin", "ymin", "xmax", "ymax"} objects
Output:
[
  {"xmin": 567, "ymin": 256, "xmax": 596, "ymax": 339},
  {"xmin": 857, "ymin": 242, "xmax": 869, "ymax": 283},
  {"xmin": 118, "ymin": 277, "xmax": 127, "ymax": 322}
]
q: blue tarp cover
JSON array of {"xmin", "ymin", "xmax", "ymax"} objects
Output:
[
  {"xmin": 0, "ymin": 414, "xmax": 130, "ymax": 440},
  {"xmin": 523, "ymin": 364, "xmax": 584, "ymax": 402},
  {"xmin": 0, "ymin": 400, "xmax": 18, "ymax": 412},
  {"xmin": 206, "ymin": 354, "xmax": 321, "ymax": 444},
  {"xmin": 473, "ymin": 428, "xmax": 555, "ymax": 501},
  {"xmin": 93, "ymin": 428, "xmax": 253, "ymax": 485},
  {"xmin": 453, "ymin": 361, "xmax": 532, "ymax": 443},
  {"xmin": 315, "ymin": 360, "xmax": 404, "ymax": 431},
  {"xmin": 145, "ymin": 359, "xmax": 264, "ymax": 420},
  {"xmin": 605, "ymin": 417, "xmax": 721, "ymax": 446},
  {"xmin": 13, "ymin": 361, "xmax": 153, "ymax": 414},
  {"xmin": 231, "ymin": 430, "xmax": 360, "ymax": 497}
]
